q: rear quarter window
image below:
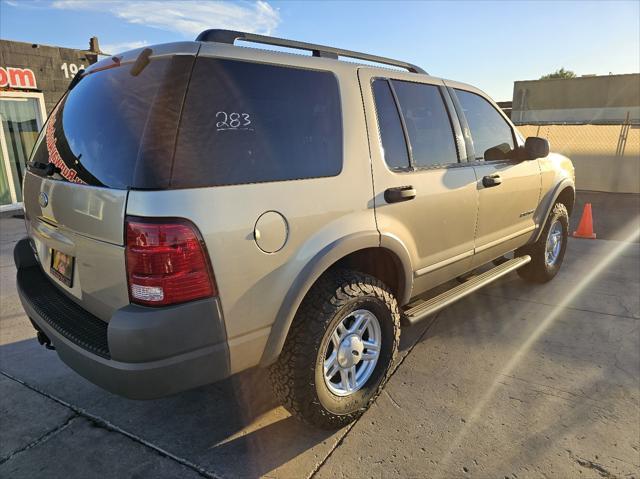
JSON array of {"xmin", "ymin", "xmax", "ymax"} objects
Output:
[{"xmin": 172, "ymin": 58, "xmax": 343, "ymax": 187}]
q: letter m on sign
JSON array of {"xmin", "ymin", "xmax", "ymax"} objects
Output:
[{"xmin": 5, "ymin": 67, "xmax": 38, "ymax": 89}]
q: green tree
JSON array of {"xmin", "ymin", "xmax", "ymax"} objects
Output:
[{"xmin": 540, "ymin": 68, "xmax": 577, "ymax": 80}]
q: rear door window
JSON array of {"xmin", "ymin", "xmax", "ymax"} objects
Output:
[
  {"xmin": 391, "ymin": 80, "xmax": 459, "ymax": 168},
  {"xmin": 172, "ymin": 58, "xmax": 342, "ymax": 187},
  {"xmin": 454, "ymin": 89, "xmax": 515, "ymax": 161},
  {"xmin": 371, "ymin": 79, "xmax": 410, "ymax": 170}
]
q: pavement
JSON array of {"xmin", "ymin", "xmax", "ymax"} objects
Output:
[
  {"xmin": 1, "ymin": 193, "xmax": 639, "ymax": 479},
  {"xmin": 571, "ymin": 191, "xmax": 640, "ymax": 243}
]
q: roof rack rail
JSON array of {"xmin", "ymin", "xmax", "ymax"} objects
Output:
[{"xmin": 195, "ymin": 29, "xmax": 427, "ymax": 75}]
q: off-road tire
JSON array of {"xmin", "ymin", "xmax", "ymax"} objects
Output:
[
  {"xmin": 516, "ymin": 202, "xmax": 569, "ymax": 283},
  {"xmin": 270, "ymin": 269, "xmax": 401, "ymax": 429}
]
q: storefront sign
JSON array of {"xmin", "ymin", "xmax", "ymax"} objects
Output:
[{"xmin": 0, "ymin": 66, "xmax": 38, "ymax": 90}]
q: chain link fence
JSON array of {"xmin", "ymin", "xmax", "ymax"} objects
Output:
[
  {"xmin": 515, "ymin": 124, "xmax": 640, "ymax": 193},
  {"xmin": 516, "ymin": 124, "xmax": 640, "ymax": 158}
]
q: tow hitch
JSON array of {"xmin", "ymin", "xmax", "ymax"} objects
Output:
[
  {"xmin": 37, "ymin": 331, "xmax": 55, "ymax": 350},
  {"xmin": 30, "ymin": 318, "xmax": 55, "ymax": 350}
]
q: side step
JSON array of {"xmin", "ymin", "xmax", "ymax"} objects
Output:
[{"xmin": 403, "ymin": 255, "xmax": 531, "ymax": 324}]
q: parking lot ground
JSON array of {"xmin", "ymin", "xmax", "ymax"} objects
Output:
[
  {"xmin": 571, "ymin": 191, "xmax": 640, "ymax": 243},
  {"xmin": 1, "ymin": 193, "xmax": 639, "ymax": 479}
]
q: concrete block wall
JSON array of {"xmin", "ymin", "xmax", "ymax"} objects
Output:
[
  {"xmin": 1, "ymin": 39, "xmax": 98, "ymax": 113},
  {"xmin": 512, "ymin": 74, "xmax": 640, "ymax": 125}
]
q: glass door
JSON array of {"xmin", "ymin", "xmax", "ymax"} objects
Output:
[
  {"xmin": 1, "ymin": 121, "xmax": 17, "ymax": 206},
  {"xmin": 0, "ymin": 93, "xmax": 46, "ymax": 210}
]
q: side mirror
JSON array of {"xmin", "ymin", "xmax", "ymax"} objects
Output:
[{"xmin": 525, "ymin": 137, "xmax": 550, "ymax": 160}]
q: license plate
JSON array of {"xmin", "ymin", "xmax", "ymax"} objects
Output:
[{"xmin": 50, "ymin": 249, "xmax": 74, "ymax": 287}]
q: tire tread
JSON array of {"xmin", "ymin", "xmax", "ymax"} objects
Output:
[
  {"xmin": 517, "ymin": 202, "xmax": 569, "ymax": 283},
  {"xmin": 270, "ymin": 269, "xmax": 400, "ymax": 429}
]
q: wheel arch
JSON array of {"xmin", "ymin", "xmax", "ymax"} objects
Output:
[
  {"xmin": 259, "ymin": 233, "xmax": 412, "ymax": 367},
  {"xmin": 556, "ymin": 185, "xmax": 576, "ymax": 216},
  {"xmin": 532, "ymin": 179, "xmax": 575, "ymax": 243}
]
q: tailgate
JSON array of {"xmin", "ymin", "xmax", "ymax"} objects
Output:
[
  {"xmin": 23, "ymin": 171, "xmax": 129, "ymax": 321},
  {"xmin": 20, "ymin": 42, "xmax": 200, "ymax": 321}
]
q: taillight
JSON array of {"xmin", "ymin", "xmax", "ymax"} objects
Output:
[{"xmin": 125, "ymin": 217, "xmax": 217, "ymax": 307}]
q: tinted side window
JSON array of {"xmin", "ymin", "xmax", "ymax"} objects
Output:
[
  {"xmin": 372, "ymin": 80, "xmax": 410, "ymax": 170},
  {"xmin": 392, "ymin": 80, "xmax": 458, "ymax": 168},
  {"xmin": 455, "ymin": 89, "xmax": 514, "ymax": 161},
  {"xmin": 172, "ymin": 58, "xmax": 342, "ymax": 187}
]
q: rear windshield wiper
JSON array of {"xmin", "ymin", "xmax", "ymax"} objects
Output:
[{"xmin": 29, "ymin": 161, "xmax": 60, "ymax": 177}]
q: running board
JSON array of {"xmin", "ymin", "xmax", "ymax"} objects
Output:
[{"xmin": 403, "ymin": 255, "xmax": 531, "ymax": 324}]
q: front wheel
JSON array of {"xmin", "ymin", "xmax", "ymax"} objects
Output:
[
  {"xmin": 517, "ymin": 202, "xmax": 569, "ymax": 283},
  {"xmin": 270, "ymin": 269, "xmax": 400, "ymax": 429}
]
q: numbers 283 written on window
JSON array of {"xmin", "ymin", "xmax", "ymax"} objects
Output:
[{"xmin": 216, "ymin": 111, "xmax": 253, "ymax": 131}]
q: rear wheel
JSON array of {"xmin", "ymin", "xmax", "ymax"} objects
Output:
[
  {"xmin": 517, "ymin": 202, "xmax": 569, "ymax": 283},
  {"xmin": 270, "ymin": 269, "xmax": 400, "ymax": 429}
]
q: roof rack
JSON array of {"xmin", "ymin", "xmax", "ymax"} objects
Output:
[{"xmin": 195, "ymin": 29, "xmax": 427, "ymax": 75}]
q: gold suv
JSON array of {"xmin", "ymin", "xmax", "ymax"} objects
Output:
[{"xmin": 15, "ymin": 30, "xmax": 575, "ymax": 428}]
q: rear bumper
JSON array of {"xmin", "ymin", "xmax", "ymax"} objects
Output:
[{"xmin": 14, "ymin": 238, "xmax": 231, "ymax": 399}]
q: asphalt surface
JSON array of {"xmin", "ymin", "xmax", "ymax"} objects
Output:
[
  {"xmin": 571, "ymin": 191, "xmax": 640, "ymax": 243},
  {"xmin": 1, "ymin": 193, "xmax": 639, "ymax": 479}
]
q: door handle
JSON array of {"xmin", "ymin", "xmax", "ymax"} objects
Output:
[
  {"xmin": 384, "ymin": 185, "xmax": 416, "ymax": 203},
  {"xmin": 482, "ymin": 174, "xmax": 502, "ymax": 188}
]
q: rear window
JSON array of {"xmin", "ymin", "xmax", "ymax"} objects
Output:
[
  {"xmin": 30, "ymin": 55, "xmax": 193, "ymax": 189},
  {"xmin": 172, "ymin": 58, "xmax": 342, "ymax": 187},
  {"xmin": 30, "ymin": 55, "xmax": 342, "ymax": 189}
]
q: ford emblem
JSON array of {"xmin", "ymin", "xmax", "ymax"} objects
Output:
[{"xmin": 38, "ymin": 192, "xmax": 48, "ymax": 208}]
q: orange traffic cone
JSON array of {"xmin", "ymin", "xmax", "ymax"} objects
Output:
[{"xmin": 573, "ymin": 203, "xmax": 596, "ymax": 239}]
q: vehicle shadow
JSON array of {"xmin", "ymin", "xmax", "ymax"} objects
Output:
[{"xmin": 0, "ymin": 336, "xmax": 339, "ymax": 478}]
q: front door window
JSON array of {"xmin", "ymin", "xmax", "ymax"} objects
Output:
[{"xmin": 454, "ymin": 89, "xmax": 515, "ymax": 161}]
